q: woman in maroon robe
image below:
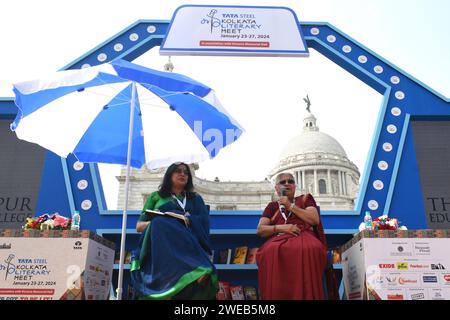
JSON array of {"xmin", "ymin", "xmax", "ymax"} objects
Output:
[{"xmin": 256, "ymin": 172, "xmax": 327, "ymax": 300}]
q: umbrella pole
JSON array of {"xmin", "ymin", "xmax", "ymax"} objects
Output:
[{"xmin": 116, "ymin": 81, "xmax": 136, "ymax": 300}]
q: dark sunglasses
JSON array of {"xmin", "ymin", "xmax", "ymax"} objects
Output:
[
  {"xmin": 278, "ymin": 179, "xmax": 295, "ymax": 185},
  {"xmin": 174, "ymin": 168, "xmax": 189, "ymax": 175}
]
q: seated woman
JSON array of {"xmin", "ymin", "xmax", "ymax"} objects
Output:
[
  {"xmin": 256, "ymin": 172, "xmax": 327, "ymax": 300},
  {"xmin": 130, "ymin": 162, "xmax": 218, "ymax": 300}
]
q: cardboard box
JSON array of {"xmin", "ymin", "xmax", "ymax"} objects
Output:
[
  {"xmin": 341, "ymin": 229, "xmax": 450, "ymax": 300},
  {"xmin": 0, "ymin": 229, "xmax": 115, "ymax": 300}
]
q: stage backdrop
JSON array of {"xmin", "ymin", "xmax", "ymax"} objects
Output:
[{"xmin": 0, "ymin": 119, "xmax": 46, "ymax": 229}]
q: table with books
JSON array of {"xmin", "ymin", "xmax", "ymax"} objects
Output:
[
  {"xmin": 340, "ymin": 229, "xmax": 450, "ymax": 300},
  {"xmin": 0, "ymin": 229, "xmax": 115, "ymax": 300}
]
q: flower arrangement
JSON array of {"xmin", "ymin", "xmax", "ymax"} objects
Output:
[
  {"xmin": 23, "ymin": 213, "xmax": 72, "ymax": 231},
  {"xmin": 372, "ymin": 215, "xmax": 402, "ymax": 230},
  {"xmin": 359, "ymin": 214, "xmax": 407, "ymax": 231}
]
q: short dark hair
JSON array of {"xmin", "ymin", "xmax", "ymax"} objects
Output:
[{"xmin": 158, "ymin": 162, "xmax": 196, "ymax": 199}]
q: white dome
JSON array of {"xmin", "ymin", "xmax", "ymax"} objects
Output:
[{"xmin": 279, "ymin": 130, "xmax": 347, "ymax": 160}]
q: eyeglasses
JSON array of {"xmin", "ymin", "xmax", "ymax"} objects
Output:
[
  {"xmin": 174, "ymin": 168, "xmax": 189, "ymax": 175},
  {"xmin": 278, "ymin": 179, "xmax": 295, "ymax": 185}
]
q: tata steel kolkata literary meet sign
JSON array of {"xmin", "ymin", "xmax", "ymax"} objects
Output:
[{"xmin": 160, "ymin": 5, "xmax": 309, "ymax": 57}]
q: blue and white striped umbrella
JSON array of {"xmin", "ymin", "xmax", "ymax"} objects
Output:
[
  {"xmin": 11, "ymin": 59, "xmax": 244, "ymax": 169},
  {"xmin": 11, "ymin": 59, "xmax": 244, "ymax": 300}
]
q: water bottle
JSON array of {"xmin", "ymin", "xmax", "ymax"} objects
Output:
[
  {"xmin": 71, "ymin": 211, "xmax": 81, "ymax": 230},
  {"xmin": 364, "ymin": 211, "xmax": 372, "ymax": 230}
]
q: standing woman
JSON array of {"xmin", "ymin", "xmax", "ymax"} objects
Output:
[{"xmin": 130, "ymin": 162, "xmax": 218, "ymax": 299}]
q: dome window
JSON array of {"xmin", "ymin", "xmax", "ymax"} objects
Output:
[{"xmin": 319, "ymin": 179, "xmax": 327, "ymax": 194}]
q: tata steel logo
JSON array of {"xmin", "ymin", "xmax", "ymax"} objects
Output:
[
  {"xmin": 73, "ymin": 241, "xmax": 82, "ymax": 250},
  {"xmin": 379, "ymin": 263, "xmax": 395, "ymax": 269},
  {"xmin": 200, "ymin": 9, "xmax": 221, "ymax": 34},
  {"xmin": 396, "ymin": 262, "xmax": 409, "ymax": 270},
  {"xmin": 398, "ymin": 277, "xmax": 418, "ymax": 285}
]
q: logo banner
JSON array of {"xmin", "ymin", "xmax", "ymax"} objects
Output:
[{"xmin": 160, "ymin": 5, "xmax": 309, "ymax": 57}]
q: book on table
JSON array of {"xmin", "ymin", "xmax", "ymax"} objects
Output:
[{"xmin": 145, "ymin": 209, "xmax": 189, "ymax": 227}]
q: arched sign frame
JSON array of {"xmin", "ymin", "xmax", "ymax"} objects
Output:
[{"xmin": 0, "ymin": 18, "xmax": 449, "ymax": 233}]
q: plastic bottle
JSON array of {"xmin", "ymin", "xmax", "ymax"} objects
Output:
[
  {"xmin": 364, "ymin": 211, "xmax": 373, "ymax": 230},
  {"xmin": 71, "ymin": 211, "xmax": 81, "ymax": 230}
]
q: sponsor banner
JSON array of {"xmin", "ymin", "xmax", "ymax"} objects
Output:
[
  {"xmin": 0, "ymin": 237, "xmax": 114, "ymax": 300},
  {"xmin": 342, "ymin": 236, "xmax": 450, "ymax": 299},
  {"xmin": 160, "ymin": 5, "xmax": 309, "ymax": 56}
]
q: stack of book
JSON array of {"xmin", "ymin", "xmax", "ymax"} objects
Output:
[
  {"xmin": 216, "ymin": 281, "xmax": 258, "ymax": 300},
  {"xmin": 211, "ymin": 246, "xmax": 259, "ymax": 264}
]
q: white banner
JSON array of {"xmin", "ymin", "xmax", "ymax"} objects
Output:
[
  {"xmin": 342, "ymin": 237, "xmax": 450, "ymax": 300},
  {"xmin": 160, "ymin": 5, "xmax": 309, "ymax": 57},
  {"xmin": 0, "ymin": 237, "xmax": 114, "ymax": 300}
]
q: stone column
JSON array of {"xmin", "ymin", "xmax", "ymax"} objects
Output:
[
  {"xmin": 301, "ymin": 170, "xmax": 305, "ymax": 192},
  {"xmin": 338, "ymin": 170, "xmax": 342, "ymax": 195},
  {"xmin": 343, "ymin": 171, "xmax": 347, "ymax": 195},
  {"xmin": 327, "ymin": 169, "xmax": 331, "ymax": 195},
  {"xmin": 314, "ymin": 169, "xmax": 318, "ymax": 195}
]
